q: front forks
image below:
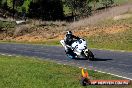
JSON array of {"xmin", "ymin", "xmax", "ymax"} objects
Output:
[{"xmin": 83, "ymin": 49, "xmax": 89, "ymax": 57}]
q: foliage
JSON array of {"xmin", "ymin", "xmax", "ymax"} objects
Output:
[
  {"xmin": 6, "ymin": 0, "xmax": 13, "ymax": 9},
  {"xmin": 29, "ymin": 0, "xmax": 64, "ymax": 20},
  {"xmin": 0, "ymin": 21, "xmax": 16, "ymax": 29},
  {"xmin": 13, "ymin": 0, "xmax": 30, "ymax": 13},
  {"xmin": 0, "ymin": 0, "xmax": 7, "ymax": 6},
  {"xmin": 64, "ymin": 0, "xmax": 93, "ymax": 18},
  {"xmin": 101, "ymin": 0, "xmax": 114, "ymax": 7},
  {"xmin": 0, "ymin": 0, "xmax": 128, "ymax": 21},
  {"xmin": 0, "ymin": 0, "xmax": 64, "ymax": 20},
  {"xmin": 0, "ymin": 0, "xmax": 30, "ymax": 13}
]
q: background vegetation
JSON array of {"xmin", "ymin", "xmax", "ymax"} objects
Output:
[{"xmin": 0, "ymin": 0, "xmax": 120, "ymax": 21}]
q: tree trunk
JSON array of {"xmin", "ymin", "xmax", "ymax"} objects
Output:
[{"xmin": 13, "ymin": 0, "xmax": 15, "ymax": 19}]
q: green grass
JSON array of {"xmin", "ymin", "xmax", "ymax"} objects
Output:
[
  {"xmin": 0, "ymin": 55, "xmax": 131, "ymax": 88},
  {"xmin": 0, "ymin": 39, "xmax": 60, "ymax": 46},
  {"xmin": 114, "ymin": 0, "xmax": 132, "ymax": 5},
  {"xmin": 63, "ymin": 5, "xmax": 72, "ymax": 15},
  {"xmin": 88, "ymin": 30, "xmax": 132, "ymax": 51},
  {"xmin": 96, "ymin": 14, "xmax": 132, "ymax": 27}
]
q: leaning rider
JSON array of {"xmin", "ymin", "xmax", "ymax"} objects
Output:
[{"xmin": 64, "ymin": 31, "xmax": 80, "ymax": 53}]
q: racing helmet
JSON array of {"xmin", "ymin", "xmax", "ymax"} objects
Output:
[{"xmin": 66, "ymin": 31, "xmax": 72, "ymax": 35}]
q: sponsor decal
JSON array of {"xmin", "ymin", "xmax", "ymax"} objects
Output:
[{"xmin": 81, "ymin": 68, "xmax": 130, "ymax": 86}]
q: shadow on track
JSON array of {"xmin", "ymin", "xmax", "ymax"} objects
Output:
[
  {"xmin": 74, "ymin": 58, "xmax": 113, "ymax": 61},
  {"xmin": 93, "ymin": 58, "xmax": 113, "ymax": 61},
  {"xmin": 75, "ymin": 58, "xmax": 88, "ymax": 60}
]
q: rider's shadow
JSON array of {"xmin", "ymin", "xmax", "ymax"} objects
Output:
[
  {"xmin": 94, "ymin": 58, "xmax": 113, "ymax": 61},
  {"xmin": 75, "ymin": 58, "xmax": 88, "ymax": 60},
  {"xmin": 75, "ymin": 58, "xmax": 113, "ymax": 61}
]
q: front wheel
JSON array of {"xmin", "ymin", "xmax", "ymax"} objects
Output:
[{"xmin": 85, "ymin": 49, "xmax": 95, "ymax": 61}]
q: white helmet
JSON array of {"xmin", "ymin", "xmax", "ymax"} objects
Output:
[{"xmin": 66, "ymin": 31, "xmax": 72, "ymax": 35}]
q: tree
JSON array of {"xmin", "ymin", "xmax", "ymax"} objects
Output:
[
  {"xmin": 64, "ymin": 0, "xmax": 92, "ymax": 19},
  {"xmin": 0, "ymin": 0, "xmax": 8, "ymax": 10},
  {"xmin": 11, "ymin": 0, "xmax": 25, "ymax": 18},
  {"xmin": 93, "ymin": 0, "xmax": 99, "ymax": 10},
  {"xmin": 29, "ymin": 0, "xmax": 64, "ymax": 20},
  {"xmin": 101, "ymin": 0, "xmax": 114, "ymax": 8},
  {"xmin": 0, "ymin": 0, "xmax": 7, "ymax": 7}
]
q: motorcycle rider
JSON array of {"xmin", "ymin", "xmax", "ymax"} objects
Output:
[{"xmin": 60, "ymin": 31, "xmax": 80, "ymax": 55}]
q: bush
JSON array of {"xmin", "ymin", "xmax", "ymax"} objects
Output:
[{"xmin": 0, "ymin": 21, "xmax": 16, "ymax": 29}]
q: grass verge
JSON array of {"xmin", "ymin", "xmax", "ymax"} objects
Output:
[
  {"xmin": 0, "ymin": 55, "xmax": 131, "ymax": 88},
  {"xmin": 88, "ymin": 29, "xmax": 132, "ymax": 51},
  {"xmin": 114, "ymin": 0, "xmax": 132, "ymax": 5},
  {"xmin": 0, "ymin": 39, "xmax": 60, "ymax": 46},
  {"xmin": 88, "ymin": 16, "xmax": 132, "ymax": 51}
]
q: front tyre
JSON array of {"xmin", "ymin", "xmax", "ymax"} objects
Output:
[{"xmin": 85, "ymin": 49, "xmax": 95, "ymax": 61}]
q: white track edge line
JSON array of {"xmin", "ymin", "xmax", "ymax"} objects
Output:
[
  {"xmin": 8, "ymin": 55, "xmax": 12, "ymax": 56},
  {"xmin": 1, "ymin": 54, "xmax": 5, "ymax": 55},
  {"xmin": 0, "ymin": 53, "xmax": 13, "ymax": 57},
  {"xmin": 94, "ymin": 69, "xmax": 132, "ymax": 81},
  {"xmin": 91, "ymin": 48, "xmax": 132, "ymax": 53}
]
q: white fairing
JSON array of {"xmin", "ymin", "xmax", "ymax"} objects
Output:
[
  {"xmin": 60, "ymin": 38, "xmax": 88, "ymax": 57},
  {"xmin": 60, "ymin": 40, "xmax": 67, "ymax": 50},
  {"xmin": 60, "ymin": 40, "xmax": 65, "ymax": 47},
  {"xmin": 71, "ymin": 39, "xmax": 87, "ymax": 56}
]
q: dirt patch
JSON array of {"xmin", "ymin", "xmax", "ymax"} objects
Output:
[
  {"xmin": 103, "ymin": 25, "xmax": 126, "ymax": 34},
  {"xmin": 0, "ymin": 22, "xmax": 130, "ymax": 43},
  {"xmin": 14, "ymin": 35, "xmax": 45, "ymax": 42},
  {"xmin": 53, "ymin": 24, "xmax": 131, "ymax": 41},
  {"xmin": 113, "ymin": 14, "xmax": 132, "ymax": 20},
  {"xmin": 9, "ymin": 21, "xmax": 67, "ymax": 42},
  {"xmin": 72, "ymin": 25, "xmax": 129, "ymax": 37},
  {"xmin": 11, "ymin": 24, "xmax": 131, "ymax": 42}
]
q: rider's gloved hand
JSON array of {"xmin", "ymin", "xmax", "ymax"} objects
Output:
[
  {"xmin": 66, "ymin": 45, "xmax": 71, "ymax": 48},
  {"xmin": 66, "ymin": 45, "xmax": 74, "ymax": 51},
  {"xmin": 76, "ymin": 37, "xmax": 80, "ymax": 40},
  {"xmin": 77, "ymin": 37, "xmax": 80, "ymax": 39}
]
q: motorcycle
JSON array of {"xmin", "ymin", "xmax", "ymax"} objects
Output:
[{"xmin": 60, "ymin": 38, "xmax": 95, "ymax": 60}]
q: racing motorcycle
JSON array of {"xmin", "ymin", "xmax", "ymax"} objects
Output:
[{"xmin": 60, "ymin": 38, "xmax": 95, "ymax": 60}]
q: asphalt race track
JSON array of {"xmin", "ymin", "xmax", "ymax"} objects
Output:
[{"xmin": 0, "ymin": 43, "xmax": 132, "ymax": 80}]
